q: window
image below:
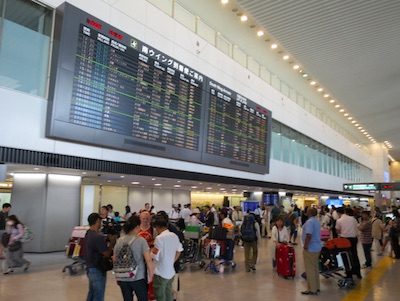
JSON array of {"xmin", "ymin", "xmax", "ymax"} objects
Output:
[{"xmin": 0, "ymin": 0, "xmax": 52, "ymax": 96}]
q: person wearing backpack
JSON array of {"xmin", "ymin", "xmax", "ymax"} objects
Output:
[
  {"xmin": 241, "ymin": 213, "xmax": 261, "ymax": 272},
  {"xmin": 113, "ymin": 215, "xmax": 154, "ymax": 301}
]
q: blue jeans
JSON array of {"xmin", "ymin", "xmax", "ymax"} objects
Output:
[
  {"xmin": 118, "ymin": 279, "xmax": 148, "ymax": 301},
  {"xmin": 86, "ymin": 268, "xmax": 107, "ymax": 301},
  {"xmin": 153, "ymin": 274, "xmax": 174, "ymax": 301},
  {"xmin": 362, "ymin": 243, "xmax": 372, "ymax": 267}
]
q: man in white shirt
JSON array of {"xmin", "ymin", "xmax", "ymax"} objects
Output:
[
  {"xmin": 152, "ymin": 214, "xmax": 183, "ymax": 301},
  {"xmin": 168, "ymin": 205, "xmax": 180, "ymax": 221},
  {"xmin": 179, "ymin": 204, "xmax": 192, "ymax": 225},
  {"xmin": 335, "ymin": 207, "xmax": 361, "ymax": 279}
]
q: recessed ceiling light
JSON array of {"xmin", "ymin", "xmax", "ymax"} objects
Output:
[
  {"xmin": 348, "ymin": 117, "xmax": 353, "ymax": 120},
  {"xmin": 82, "ymin": 172, "xmax": 87, "ymax": 175},
  {"xmin": 107, "ymin": 180, "xmax": 111, "ymax": 183},
  {"xmin": 283, "ymin": 55, "xmax": 289, "ymax": 60},
  {"xmin": 351, "ymin": 120, "xmax": 356, "ymax": 123},
  {"xmin": 317, "ymin": 88, "xmax": 323, "ymax": 92},
  {"xmin": 302, "ymin": 74, "xmax": 308, "ymax": 77},
  {"xmin": 339, "ymin": 109, "xmax": 344, "ymax": 112},
  {"xmin": 344, "ymin": 113, "xmax": 349, "ymax": 116},
  {"xmin": 120, "ymin": 175, "xmax": 125, "ymax": 178},
  {"xmin": 152, "ymin": 178, "xmax": 156, "ymax": 180},
  {"xmin": 271, "ymin": 44, "xmax": 278, "ymax": 49},
  {"xmin": 335, "ymin": 104, "xmax": 340, "ymax": 108},
  {"xmin": 191, "ymin": 186, "xmax": 198, "ymax": 189},
  {"xmin": 358, "ymin": 127, "xmax": 363, "ymax": 129},
  {"xmin": 355, "ymin": 123, "xmax": 359, "ymax": 126},
  {"xmin": 324, "ymin": 94, "xmax": 329, "ymax": 98},
  {"xmin": 293, "ymin": 65, "xmax": 299, "ymax": 70},
  {"xmin": 310, "ymin": 81, "xmax": 316, "ymax": 85},
  {"xmin": 330, "ymin": 100, "xmax": 335, "ymax": 103},
  {"xmin": 241, "ymin": 15, "xmax": 248, "ymax": 21},
  {"xmin": 174, "ymin": 185, "xmax": 181, "ymax": 188},
  {"xmin": 34, "ymin": 168, "xmax": 40, "ymax": 170},
  {"xmin": 221, "ymin": 0, "xmax": 229, "ymax": 4},
  {"xmin": 154, "ymin": 183, "xmax": 162, "ymax": 186},
  {"xmin": 257, "ymin": 31, "xmax": 264, "ymax": 36}
]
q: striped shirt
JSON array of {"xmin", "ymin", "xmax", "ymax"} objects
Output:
[{"xmin": 358, "ymin": 220, "xmax": 373, "ymax": 244}]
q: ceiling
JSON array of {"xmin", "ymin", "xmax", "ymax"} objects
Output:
[{"xmin": 177, "ymin": 0, "xmax": 400, "ymax": 161}]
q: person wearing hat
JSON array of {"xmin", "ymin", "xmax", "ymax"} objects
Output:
[{"xmin": 189, "ymin": 208, "xmax": 204, "ymax": 227}]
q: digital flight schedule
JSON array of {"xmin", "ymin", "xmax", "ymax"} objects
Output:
[{"xmin": 46, "ymin": 3, "xmax": 272, "ymax": 174}]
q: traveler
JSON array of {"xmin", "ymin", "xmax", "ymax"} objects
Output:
[
  {"xmin": 241, "ymin": 214, "xmax": 261, "ymax": 272},
  {"xmin": 336, "ymin": 207, "xmax": 361, "ymax": 279},
  {"xmin": 151, "ymin": 214, "xmax": 183, "ymax": 301},
  {"xmin": 371, "ymin": 213, "xmax": 383, "ymax": 255},
  {"xmin": 113, "ymin": 215, "xmax": 154, "ymax": 301},
  {"xmin": 271, "ymin": 216, "xmax": 289, "ymax": 268},
  {"xmin": 301, "ymin": 208, "xmax": 322, "ymax": 295},
  {"xmin": 85, "ymin": 213, "xmax": 116, "ymax": 301},
  {"xmin": 3, "ymin": 214, "xmax": 30, "ymax": 275},
  {"xmin": 0, "ymin": 203, "xmax": 11, "ymax": 259},
  {"xmin": 203, "ymin": 205, "xmax": 214, "ymax": 228},
  {"xmin": 358, "ymin": 211, "xmax": 373, "ymax": 269}
]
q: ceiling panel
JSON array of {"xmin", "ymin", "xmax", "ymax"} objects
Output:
[{"xmin": 236, "ymin": 0, "xmax": 400, "ymax": 160}]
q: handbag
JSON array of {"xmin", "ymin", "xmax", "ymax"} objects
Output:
[
  {"xmin": 99, "ymin": 255, "xmax": 113, "ymax": 272},
  {"xmin": 8, "ymin": 240, "xmax": 22, "ymax": 252},
  {"xmin": 1, "ymin": 232, "xmax": 11, "ymax": 248}
]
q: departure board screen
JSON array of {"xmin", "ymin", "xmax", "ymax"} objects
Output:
[
  {"xmin": 203, "ymin": 81, "xmax": 268, "ymax": 168},
  {"xmin": 46, "ymin": 3, "xmax": 271, "ymax": 174}
]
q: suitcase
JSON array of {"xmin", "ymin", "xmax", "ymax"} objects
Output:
[
  {"xmin": 325, "ymin": 238, "xmax": 351, "ymax": 249},
  {"xmin": 320, "ymin": 229, "xmax": 330, "ymax": 241},
  {"xmin": 276, "ymin": 244, "xmax": 296, "ymax": 278}
]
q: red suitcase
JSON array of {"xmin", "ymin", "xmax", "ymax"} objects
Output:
[{"xmin": 276, "ymin": 244, "xmax": 296, "ymax": 279}]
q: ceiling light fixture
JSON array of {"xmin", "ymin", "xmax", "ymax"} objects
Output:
[
  {"xmin": 257, "ymin": 31, "xmax": 264, "ymax": 36},
  {"xmin": 344, "ymin": 113, "xmax": 349, "ymax": 116},
  {"xmin": 339, "ymin": 109, "xmax": 344, "ymax": 112},
  {"xmin": 302, "ymin": 74, "xmax": 308, "ymax": 77},
  {"xmin": 271, "ymin": 44, "xmax": 278, "ymax": 49},
  {"xmin": 310, "ymin": 81, "xmax": 316, "ymax": 85},
  {"xmin": 335, "ymin": 104, "xmax": 340, "ymax": 108},
  {"xmin": 240, "ymin": 15, "xmax": 248, "ymax": 21},
  {"xmin": 348, "ymin": 117, "xmax": 353, "ymax": 120},
  {"xmin": 317, "ymin": 88, "xmax": 323, "ymax": 92},
  {"xmin": 221, "ymin": 0, "xmax": 229, "ymax": 4},
  {"xmin": 324, "ymin": 94, "xmax": 329, "ymax": 98},
  {"xmin": 351, "ymin": 120, "xmax": 356, "ymax": 123},
  {"xmin": 283, "ymin": 55, "xmax": 289, "ymax": 60},
  {"xmin": 330, "ymin": 100, "xmax": 335, "ymax": 103},
  {"xmin": 293, "ymin": 65, "xmax": 299, "ymax": 70}
]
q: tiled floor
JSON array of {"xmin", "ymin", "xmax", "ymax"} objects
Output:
[{"xmin": 0, "ymin": 238, "xmax": 396, "ymax": 301}]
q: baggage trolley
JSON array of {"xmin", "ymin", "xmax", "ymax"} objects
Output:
[
  {"xmin": 319, "ymin": 238, "xmax": 355, "ymax": 288},
  {"xmin": 202, "ymin": 238, "xmax": 236, "ymax": 273},
  {"xmin": 62, "ymin": 226, "xmax": 89, "ymax": 275}
]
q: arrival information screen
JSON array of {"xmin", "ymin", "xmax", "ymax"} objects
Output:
[{"xmin": 47, "ymin": 3, "xmax": 271, "ymax": 174}]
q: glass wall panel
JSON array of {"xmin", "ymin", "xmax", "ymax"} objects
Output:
[{"xmin": 0, "ymin": 0, "xmax": 52, "ymax": 97}]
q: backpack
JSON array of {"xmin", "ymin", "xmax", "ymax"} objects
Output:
[
  {"xmin": 20, "ymin": 226, "xmax": 34, "ymax": 243},
  {"xmin": 113, "ymin": 236, "xmax": 138, "ymax": 279},
  {"xmin": 241, "ymin": 215, "xmax": 256, "ymax": 242}
]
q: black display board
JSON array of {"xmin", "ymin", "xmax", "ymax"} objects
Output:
[{"xmin": 46, "ymin": 3, "xmax": 272, "ymax": 174}]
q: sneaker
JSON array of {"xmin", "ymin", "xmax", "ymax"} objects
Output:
[
  {"xmin": 3, "ymin": 268, "xmax": 13, "ymax": 275},
  {"xmin": 250, "ymin": 265, "xmax": 256, "ymax": 271},
  {"xmin": 24, "ymin": 261, "xmax": 31, "ymax": 272}
]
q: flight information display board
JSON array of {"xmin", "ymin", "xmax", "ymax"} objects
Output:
[{"xmin": 46, "ymin": 3, "xmax": 271, "ymax": 174}]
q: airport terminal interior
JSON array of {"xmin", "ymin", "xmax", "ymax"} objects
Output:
[
  {"xmin": 1, "ymin": 237, "xmax": 399, "ymax": 301},
  {"xmin": 1, "ymin": 0, "xmax": 400, "ymax": 300}
]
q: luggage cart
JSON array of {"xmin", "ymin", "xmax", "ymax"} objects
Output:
[
  {"xmin": 62, "ymin": 226, "xmax": 89, "ymax": 275},
  {"xmin": 202, "ymin": 238, "xmax": 236, "ymax": 273},
  {"xmin": 319, "ymin": 238, "xmax": 355, "ymax": 288},
  {"xmin": 180, "ymin": 226, "xmax": 205, "ymax": 269}
]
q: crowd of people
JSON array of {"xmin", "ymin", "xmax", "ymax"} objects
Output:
[{"xmin": 2, "ymin": 200, "xmax": 400, "ymax": 300}]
